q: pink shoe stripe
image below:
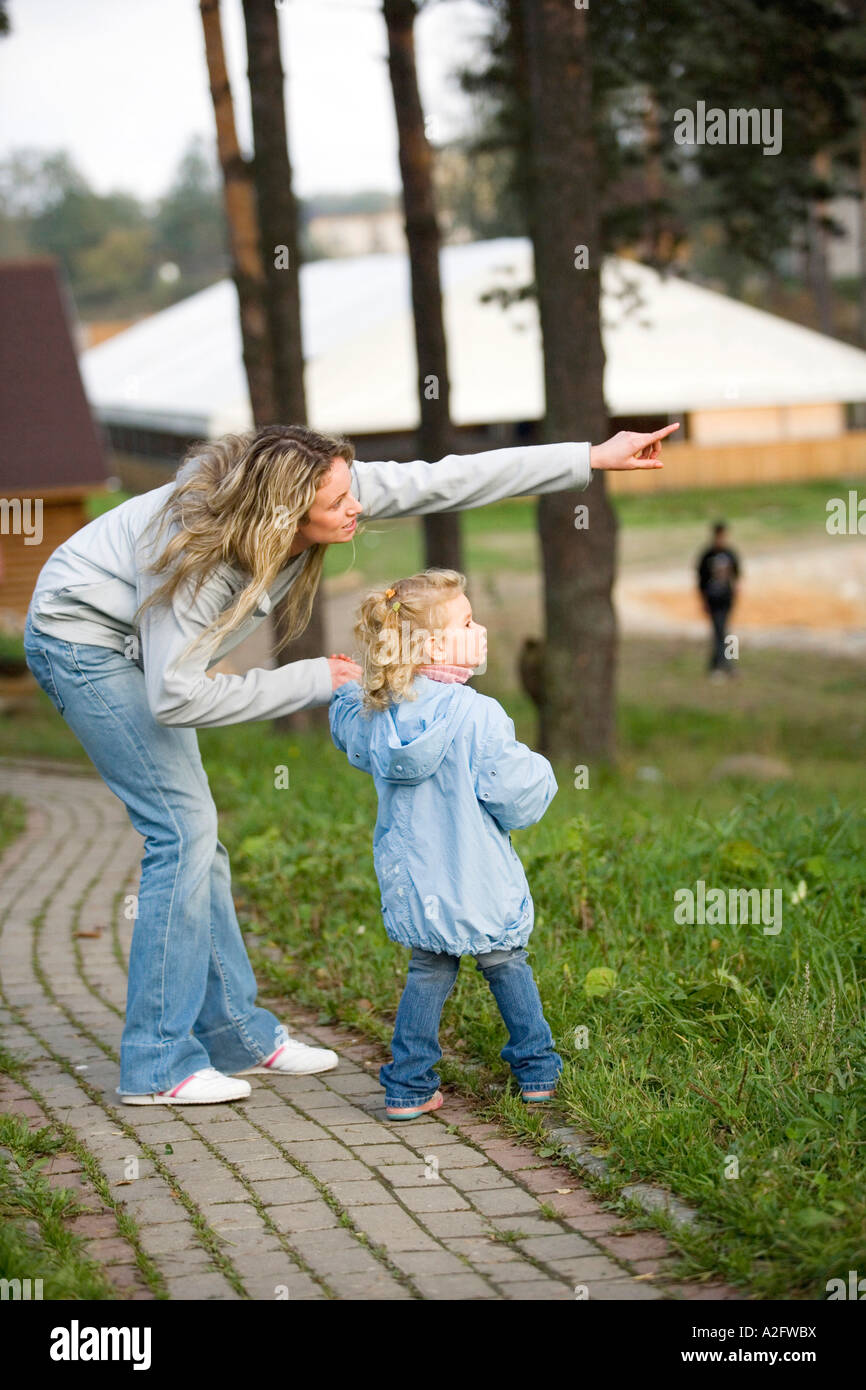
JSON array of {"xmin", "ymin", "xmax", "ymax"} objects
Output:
[
  {"xmin": 166, "ymin": 1073, "xmax": 198, "ymax": 1097},
  {"xmin": 262, "ymin": 1044, "xmax": 288, "ymax": 1068}
]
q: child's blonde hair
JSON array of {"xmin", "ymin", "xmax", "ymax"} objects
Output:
[{"xmin": 354, "ymin": 568, "xmax": 466, "ymax": 712}]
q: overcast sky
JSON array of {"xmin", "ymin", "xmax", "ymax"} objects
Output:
[{"xmin": 0, "ymin": 0, "xmax": 491, "ymax": 202}]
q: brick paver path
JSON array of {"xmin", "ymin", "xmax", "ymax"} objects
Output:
[{"xmin": 0, "ymin": 762, "xmax": 743, "ymax": 1301}]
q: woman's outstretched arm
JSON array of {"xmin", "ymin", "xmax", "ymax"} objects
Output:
[{"xmin": 348, "ymin": 425, "xmax": 678, "ymax": 521}]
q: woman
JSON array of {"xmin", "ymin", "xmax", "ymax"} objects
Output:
[{"xmin": 23, "ymin": 421, "xmax": 677, "ymax": 1106}]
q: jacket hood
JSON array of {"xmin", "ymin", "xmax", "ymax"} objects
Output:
[{"xmin": 363, "ymin": 677, "xmax": 475, "ymax": 784}]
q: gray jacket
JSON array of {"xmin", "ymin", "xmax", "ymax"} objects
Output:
[{"xmin": 28, "ymin": 441, "xmax": 591, "ymax": 728}]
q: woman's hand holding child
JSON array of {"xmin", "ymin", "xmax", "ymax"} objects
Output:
[{"xmin": 328, "ymin": 653, "xmax": 362, "ymax": 689}]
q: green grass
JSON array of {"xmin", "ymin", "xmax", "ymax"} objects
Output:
[
  {"xmin": 4, "ymin": 658, "xmax": 865, "ymax": 1297},
  {"xmin": 1, "ymin": 815, "xmax": 121, "ymax": 1299},
  {"xmin": 0, "ymin": 796, "xmax": 26, "ymax": 857},
  {"xmin": 614, "ymin": 638, "xmax": 866, "ymax": 802},
  {"xmin": 0, "ymin": 631, "xmax": 26, "ymax": 665},
  {"xmin": 6, "ymin": 476, "xmax": 866, "ymax": 1298},
  {"xmin": 85, "ymin": 489, "xmax": 133, "ymax": 519},
  {"xmin": 186, "ymin": 643, "xmax": 866, "ymax": 1301},
  {"xmin": 611, "ymin": 474, "xmax": 861, "ymax": 533},
  {"xmin": 0, "ymin": 698, "xmax": 91, "ymax": 764},
  {"xmin": 6, "ymin": 670, "xmax": 863, "ymax": 1297},
  {"xmin": 0, "ymin": 1051, "xmax": 118, "ymax": 1300}
]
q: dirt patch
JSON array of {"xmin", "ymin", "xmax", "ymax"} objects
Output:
[{"xmin": 640, "ymin": 587, "xmax": 866, "ymax": 629}]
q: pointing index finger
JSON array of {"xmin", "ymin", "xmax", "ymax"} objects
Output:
[{"xmin": 643, "ymin": 422, "xmax": 680, "ymax": 444}]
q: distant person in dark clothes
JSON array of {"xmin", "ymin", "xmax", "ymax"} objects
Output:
[{"xmin": 697, "ymin": 521, "xmax": 741, "ymax": 677}]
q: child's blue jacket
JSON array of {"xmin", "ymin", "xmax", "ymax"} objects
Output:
[{"xmin": 329, "ymin": 676, "xmax": 557, "ymax": 956}]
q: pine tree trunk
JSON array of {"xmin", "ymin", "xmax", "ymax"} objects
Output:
[
  {"xmin": 807, "ymin": 152, "xmax": 834, "ymax": 338},
  {"xmin": 242, "ymin": 0, "xmax": 326, "ymax": 730},
  {"xmin": 384, "ymin": 0, "xmax": 462, "ymax": 573},
  {"xmin": 858, "ymin": 100, "xmax": 866, "ymax": 348},
  {"xmin": 199, "ymin": 0, "xmax": 275, "ymax": 425},
  {"xmin": 522, "ymin": 0, "xmax": 617, "ymax": 765},
  {"xmin": 242, "ymin": 0, "xmax": 305, "ymax": 424}
]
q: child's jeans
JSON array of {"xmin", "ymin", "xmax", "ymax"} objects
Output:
[{"xmin": 380, "ymin": 945, "xmax": 562, "ymax": 1107}]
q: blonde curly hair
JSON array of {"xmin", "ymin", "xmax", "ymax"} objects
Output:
[
  {"xmin": 354, "ymin": 568, "xmax": 466, "ymax": 712},
  {"xmin": 134, "ymin": 423, "xmax": 354, "ymax": 659}
]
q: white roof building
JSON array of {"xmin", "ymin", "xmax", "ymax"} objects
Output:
[{"xmin": 80, "ymin": 237, "xmax": 866, "ymax": 442}]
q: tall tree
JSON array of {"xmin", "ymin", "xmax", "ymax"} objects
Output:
[
  {"xmin": 242, "ymin": 0, "xmax": 306, "ymax": 426},
  {"xmin": 200, "ymin": 0, "xmax": 274, "ymax": 423},
  {"xmin": 456, "ymin": 0, "xmax": 866, "ymax": 760},
  {"xmin": 521, "ymin": 0, "xmax": 617, "ymax": 763},
  {"xmin": 384, "ymin": 0, "xmax": 462, "ymax": 573},
  {"xmin": 461, "ymin": 1, "xmax": 866, "ymax": 298},
  {"xmin": 804, "ymin": 151, "xmax": 835, "ymax": 337},
  {"xmin": 858, "ymin": 96, "xmax": 866, "ymax": 347},
  {"xmin": 242, "ymin": 0, "xmax": 327, "ymax": 730}
]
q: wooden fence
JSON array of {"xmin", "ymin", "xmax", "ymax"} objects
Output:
[{"xmin": 605, "ymin": 430, "xmax": 866, "ymax": 493}]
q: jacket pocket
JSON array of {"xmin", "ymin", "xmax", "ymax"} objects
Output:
[
  {"xmin": 373, "ymin": 830, "xmax": 408, "ymax": 927},
  {"xmin": 479, "ymin": 810, "xmax": 529, "ymax": 922}
]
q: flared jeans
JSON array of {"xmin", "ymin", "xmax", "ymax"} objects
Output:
[{"xmin": 23, "ymin": 612, "xmax": 286, "ymax": 1095}]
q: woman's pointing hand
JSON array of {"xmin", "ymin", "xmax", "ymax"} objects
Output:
[{"xmin": 590, "ymin": 423, "xmax": 680, "ymax": 471}]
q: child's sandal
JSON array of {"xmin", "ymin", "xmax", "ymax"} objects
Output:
[
  {"xmin": 521, "ymin": 1088, "xmax": 556, "ymax": 1103},
  {"xmin": 385, "ymin": 1090, "xmax": 444, "ymax": 1121}
]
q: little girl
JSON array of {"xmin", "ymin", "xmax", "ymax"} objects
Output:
[{"xmin": 328, "ymin": 568, "xmax": 563, "ymax": 1121}]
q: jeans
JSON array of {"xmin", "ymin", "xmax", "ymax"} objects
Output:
[
  {"xmin": 22, "ymin": 611, "xmax": 287, "ymax": 1095},
  {"xmin": 706, "ymin": 601, "xmax": 733, "ymax": 672},
  {"xmin": 380, "ymin": 945, "xmax": 562, "ymax": 1107}
]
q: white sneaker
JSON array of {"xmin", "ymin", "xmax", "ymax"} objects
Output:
[
  {"xmin": 234, "ymin": 1039, "xmax": 339, "ymax": 1077},
  {"xmin": 118, "ymin": 1067, "xmax": 252, "ymax": 1105}
]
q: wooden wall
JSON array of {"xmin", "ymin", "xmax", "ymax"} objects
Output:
[
  {"xmin": 0, "ymin": 492, "xmax": 91, "ymax": 620},
  {"xmin": 690, "ymin": 402, "xmax": 845, "ymax": 446},
  {"xmin": 605, "ymin": 429, "xmax": 866, "ymax": 494}
]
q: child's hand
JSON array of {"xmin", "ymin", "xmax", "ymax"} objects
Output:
[{"xmin": 328, "ymin": 654, "xmax": 362, "ymax": 690}]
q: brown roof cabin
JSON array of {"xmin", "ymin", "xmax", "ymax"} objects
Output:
[{"xmin": 0, "ymin": 259, "xmax": 108, "ymax": 621}]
